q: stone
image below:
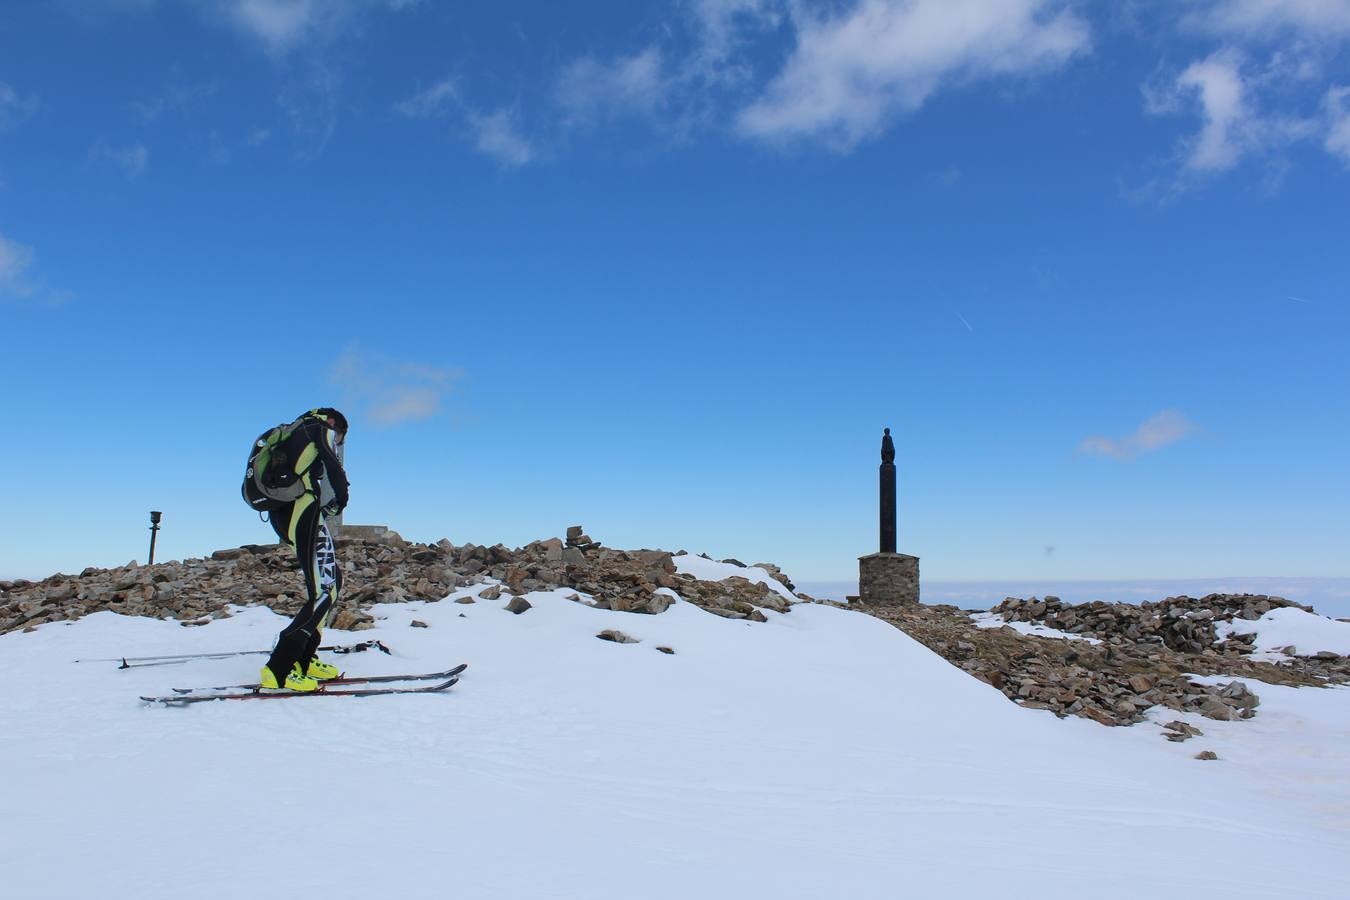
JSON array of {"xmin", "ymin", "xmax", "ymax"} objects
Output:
[
  {"xmin": 331, "ymin": 608, "xmax": 375, "ymax": 631},
  {"xmin": 411, "ymin": 620, "xmax": 428, "ymax": 628},
  {"xmin": 656, "ymin": 646, "xmax": 675, "ymax": 654},
  {"xmin": 505, "ymin": 597, "xmax": 532, "ymax": 615},
  {"xmin": 453, "ymin": 596, "xmax": 475, "ymax": 604},
  {"xmin": 479, "ymin": 585, "xmax": 502, "ymax": 601},
  {"xmin": 1194, "ymin": 751, "xmax": 1219, "ymax": 760},
  {"xmin": 1128, "ymin": 675, "xmax": 1157, "ymax": 693},
  {"xmin": 596, "ymin": 629, "xmax": 638, "ymax": 644},
  {"xmin": 642, "ymin": 592, "xmax": 674, "ymax": 615},
  {"xmin": 857, "ymin": 552, "xmax": 919, "ymax": 605},
  {"xmin": 1162, "ymin": 720, "xmax": 1204, "ymax": 738}
]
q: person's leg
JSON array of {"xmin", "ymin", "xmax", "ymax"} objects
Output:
[
  {"xmin": 298, "ymin": 518, "xmax": 342, "ymax": 665},
  {"xmin": 263, "ymin": 491, "xmax": 322, "ymax": 683}
]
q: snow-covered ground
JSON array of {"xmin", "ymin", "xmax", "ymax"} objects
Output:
[
  {"xmin": 1214, "ymin": 607, "xmax": 1350, "ymax": 660},
  {"xmin": 3, "ymin": 583, "xmax": 1348, "ymax": 899}
]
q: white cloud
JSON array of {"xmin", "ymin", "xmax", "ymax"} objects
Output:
[
  {"xmin": 1153, "ymin": 2, "xmax": 1350, "ymax": 177},
  {"xmin": 395, "ymin": 79, "xmax": 460, "ymax": 118},
  {"xmin": 683, "ymin": 0, "xmax": 782, "ymax": 84},
  {"xmin": 1188, "ymin": 0, "xmax": 1350, "ymax": 39},
  {"xmin": 366, "ymin": 387, "xmax": 441, "ymax": 426},
  {"xmin": 0, "ymin": 234, "xmax": 35, "ymax": 292},
  {"xmin": 544, "ymin": 1, "xmax": 779, "ymax": 141},
  {"xmin": 1079, "ymin": 410, "xmax": 1198, "ymax": 460},
  {"xmin": 1145, "ymin": 49, "xmax": 1321, "ymax": 178},
  {"xmin": 129, "ymin": 79, "xmax": 217, "ymax": 123},
  {"xmin": 468, "ymin": 108, "xmax": 533, "ymax": 167},
  {"xmin": 218, "ymin": 0, "xmax": 317, "ymax": 55},
  {"xmin": 90, "ymin": 139, "xmax": 149, "ymax": 177},
  {"xmin": 396, "ymin": 80, "xmax": 533, "ymax": 166},
  {"xmin": 0, "ymin": 234, "xmax": 68, "ymax": 305},
  {"xmin": 1325, "ymin": 85, "xmax": 1350, "ymax": 162},
  {"xmin": 736, "ymin": 0, "xmax": 1089, "ymax": 150},
  {"xmin": 329, "ymin": 346, "xmax": 463, "ymax": 427},
  {"xmin": 556, "ymin": 48, "xmax": 668, "ymax": 124},
  {"xmin": 1173, "ymin": 51, "xmax": 1252, "ymax": 171},
  {"xmin": 207, "ymin": 126, "xmax": 272, "ymax": 164},
  {"xmin": 0, "ymin": 82, "xmax": 39, "ymax": 130},
  {"xmin": 194, "ymin": 0, "xmax": 421, "ymax": 55}
]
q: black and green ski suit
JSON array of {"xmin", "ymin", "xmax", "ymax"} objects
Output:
[{"xmin": 263, "ymin": 414, "xmax": 350, "ymax": 682}]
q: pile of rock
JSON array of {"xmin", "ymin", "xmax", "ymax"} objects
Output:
[
  {"xmin": 565, "ymin": 526, "xmax": 601, "ymax": 553},
  {"xmin": 0, "ymin": 525, "xmax": 800, "ymax": 636},
  {"xmin": 436, "ymin": 537, "xmax": 797, "ymax": 620},
  {"xmin": 868, "ymin": 597, "xmax": 1345, "ymax": 728},
  {"xmin": 991, "ymin": 594, "xmax": 1314, "ymax": 654}
]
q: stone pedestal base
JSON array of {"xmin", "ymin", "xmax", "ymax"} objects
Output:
[
  {"xmin": 858, "ymin": 552, "xmax": 919, "ymax": 605},
  {"xmin": 334, "ymin": 524, "xmax": 404, "ymax": 545}
]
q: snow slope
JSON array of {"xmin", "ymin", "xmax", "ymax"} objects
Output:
[{"xmin": 2, "ymin": 586, "xmax": 1348, "ymax": 899}]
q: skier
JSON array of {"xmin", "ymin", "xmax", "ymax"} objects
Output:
[{"xmin": 258, "ymin": 407, "xmax": 350, "ymax": 692}]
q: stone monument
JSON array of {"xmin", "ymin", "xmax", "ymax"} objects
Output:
[{"xmin": 858, "ymin": 427, "xmax": 919, "ymax": 604}]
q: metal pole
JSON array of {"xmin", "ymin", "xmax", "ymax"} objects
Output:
[{"xmin": 148, "ymin": 510, "xmax": 162, "ymax": 565}]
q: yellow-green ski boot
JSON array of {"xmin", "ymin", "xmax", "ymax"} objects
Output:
[
  {"xmin": 260, "ymin": 662, "xmax": 319, "ymax": 692},
  {"xmin": 304, "ymin": 657, "xmax": 341, "ymax": 681}
]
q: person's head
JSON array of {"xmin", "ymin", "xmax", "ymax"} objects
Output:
[{"xmin": 306, "ymin": 407, "xmax": 348, "ymax": 438}]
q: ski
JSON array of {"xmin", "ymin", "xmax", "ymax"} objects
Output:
[
  {"xmin": 143, "ymin": 676, "xmax": 460, "ymax": 705},
  {"xmin": 170, "ymin": 663, "xmax": 468, "ymax": 694},
  {"xmin": 76, "ymin": 639, "xmax": 393, "ymax": 669}
]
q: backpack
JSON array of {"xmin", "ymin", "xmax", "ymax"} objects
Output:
[{"xmin": 241, "ymin": 421, "xmax": 308, "ymax": 511}]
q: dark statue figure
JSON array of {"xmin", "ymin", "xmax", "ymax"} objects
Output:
[{"xmin": 879, "ymin": 427, "xmax": 897, "ymax": 554}]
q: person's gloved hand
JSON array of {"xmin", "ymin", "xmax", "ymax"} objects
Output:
[{"xmin": 323, "ymin": 500, "xmax": 344, "ymax": 517}]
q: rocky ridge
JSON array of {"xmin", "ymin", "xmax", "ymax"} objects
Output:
[
  {"xmin": 4, "ymin": 532, "xmax": 1346, "ymax": 734},
  {"xmin": 0, "ymin": 526, "xmax": 798, "ymax": 636}
]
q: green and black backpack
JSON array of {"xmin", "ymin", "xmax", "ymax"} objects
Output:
[{"xmin": 241, "ymin": 420, "xmax": 307, "ymax": 511}]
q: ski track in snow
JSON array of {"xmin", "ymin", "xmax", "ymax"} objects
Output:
[{"xmin": 2, "ymin": 587, "xmax": 1348, "ymax": 899}]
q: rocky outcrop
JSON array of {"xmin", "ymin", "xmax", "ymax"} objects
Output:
[
  {"xmin": 0, "ymin": 525, "xmax": 795, "ymax": 635},
  {"xmin": 867, "ymin": 595, "xmax": 1348, "ymax": 728},
  {"xmin": 991, "ymin": 594, "xmax": 1314, "ymax": 654}
]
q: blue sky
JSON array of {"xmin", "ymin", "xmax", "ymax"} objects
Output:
[{"xmin": 2, "ymin": 0, "xmax": 1348, "ymax": 586}]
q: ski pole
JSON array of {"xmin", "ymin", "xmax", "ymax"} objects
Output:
[{"xmin": 73, "ymin": 639, "xmax": 392, "ymax": 667}]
